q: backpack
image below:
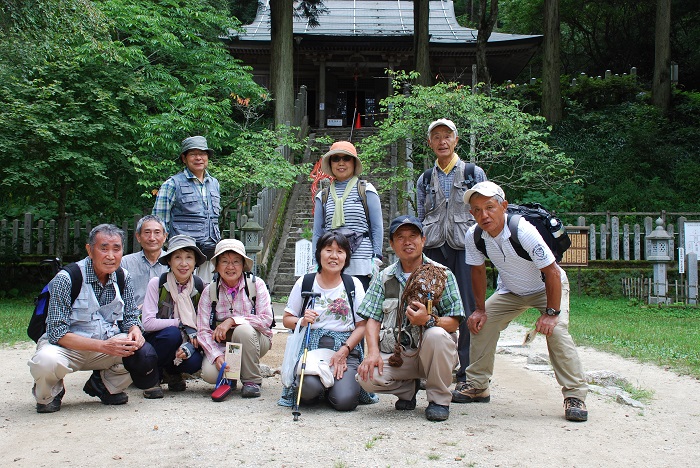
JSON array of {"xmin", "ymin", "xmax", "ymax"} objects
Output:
[
  {"xmin": 473, "ymin": 202, "xmax": 571, "ymax": 263},
  {"xmin": 300, "ymin": 272, "xmax": 356, "ymax": 325},
  {"xmin": 421, "ymin": 162, "xmax": 477, "ymax": 193},
  {"xmin": 208, "ymin": 271, "xmax": 275, "ymax": 330},
  {"xmin": 28, "ymin": 263, "xmax": 126, "ymax": 343},
  {"xmin": 157, "ymin": 272, "xmax": 205, "ymax": 311}
]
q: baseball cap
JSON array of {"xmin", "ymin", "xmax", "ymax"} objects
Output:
[
  {"xmin": 427, "ymin": 119, "xmax": 458, "ymax": 138},
  {"xmin": 463, "ymin": 181, "xmax": 506, "ymax": 205},
  {"xmin": 389, "ymin": 215, "xmax": 424, "ymax": 240}
]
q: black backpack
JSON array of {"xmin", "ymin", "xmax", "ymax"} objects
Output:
[
  {"xmin": 28, "ymin": 263, "xmax": 126, "ymax": 343},
  {"xmin": 157, "ymin": 272, "xmax": 205, "ymax": 310},
  {"xmin": 474, "ymin": 203, "xmax": 571, "ymax": 263},
  {"xmin": 209, "ymin": 271, "xmax": 275, "ymax": 330},
  {"xmin": 299, "ymin": 272, "xmax": 356, "ymax": 325}
]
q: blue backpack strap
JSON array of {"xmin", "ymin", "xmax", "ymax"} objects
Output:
[{"xmin": 340, "ymin": 274, "xmax": 356, "ymax": 326}]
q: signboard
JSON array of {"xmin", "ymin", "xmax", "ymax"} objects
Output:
[
  {"xmin": 327, "ymin": 118, "xmax": 343, "ymax": 127},
  {"xmin": 679, "ymin": 247, "xmax": 685, "ymax": 274},
  {"xmin": 294, "ymin": 239, "xmax": 314, "ymax": 276},
  {"xmin": 559, "ymin": 227, "xmax": 589, "ymax": 267},
  {"xmin": 684, "ymin": 221, "xmax": 700, "ymax": 256}
]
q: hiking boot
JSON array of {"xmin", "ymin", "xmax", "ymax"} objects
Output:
[
  {"xmin": 36, "ymin": 387, "xmax": 65, "ymax": 414},
  {"xmin": 395, "ymin": 379, "xmax": 420, "ymax": 411},
  {"xmin": 143, "ymin": 385, "xmax": 164, "ymax": 399},
  {"xmin": 425, "ymin": 402, "xmax": 450, "ymax": 421},
  {"xmin": 451, "ymin": 381, "xmax": 490, "ymax": 403},
  {"xmin": 564, "ymin": 397, "xmax": 588, "ymax": 422},
  {"xmin": 241, "ymin": 382, "xmax": 261, "ymax": 398},
  {"xmin": 166, "ymin": 373, "xmax": 186, "ymax": 392},
  {"xmin": 83, "ymin": 371, "xmax": 128, "ymax": 405}
]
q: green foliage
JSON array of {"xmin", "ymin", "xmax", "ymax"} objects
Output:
[
  {"xmin": 0, "ymin": 298, "xmax": 33, "ymax": 345},
  {"xmin": 360, "ymin": 71, "xmax": 577, "ymax": 210}
]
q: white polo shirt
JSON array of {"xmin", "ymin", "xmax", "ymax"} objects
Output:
[{"xmin": 464, "ymin": 214, "xmax": 564, "ymax": 296}]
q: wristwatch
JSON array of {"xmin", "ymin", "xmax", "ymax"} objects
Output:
[
  {"xmin": 544, "ymin": 307, "xmax": 561, "ymax": 316},
  {"xmin": 424, "ymin": 314, "xmax": 437, "ymax": 329}
]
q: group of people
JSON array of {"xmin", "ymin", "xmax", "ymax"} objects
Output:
[{"xmin": 29, "ymin": 121, "xmax": 588, "ymax": 424}]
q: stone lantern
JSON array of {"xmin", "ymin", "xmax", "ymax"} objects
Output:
[
  {"xmin": 240, "ymin": 212, "xmax": 263, "ymax": 275},
  {"xmin": 646, "ymin": 218, "xmax": 673, "ymax": 304}
]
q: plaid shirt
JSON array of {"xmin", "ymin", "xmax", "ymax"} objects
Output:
[
  {"xmin": 357, "ymin": 255, "xmax": 465, "ymax": 323},
  {"xmin": 47, "ymin": 258, "xmax": 141, "ymax": 344},
  {"xmin": 152, "ymin": 167, "xmax": 213, "ymax": 229}
]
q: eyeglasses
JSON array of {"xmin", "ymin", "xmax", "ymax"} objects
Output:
[
  {"xmin": 219, "ymin": 259, "xmax": 243, "ymax": 267},
  {"xmin": 330, "ymin": 155, "xmax": 354, "ymax": 163}
]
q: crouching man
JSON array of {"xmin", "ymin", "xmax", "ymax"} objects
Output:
[
  {"xmin": 357, "ymin": 216, "xmax": 465, "ymax": 421},
  {"xmin": 28, "ymin": 224, "xmax": 159, "ymax": 413}
]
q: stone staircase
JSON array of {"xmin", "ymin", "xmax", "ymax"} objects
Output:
[{"xmin": 268, "ymin": 127, "xmax": 381, "ymax": 298}]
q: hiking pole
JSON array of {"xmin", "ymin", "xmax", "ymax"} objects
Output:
[{"xmin": 293, "ymin": 291, "xmax": 321, "ymax": 421}]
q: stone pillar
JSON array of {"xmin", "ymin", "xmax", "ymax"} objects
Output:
[
  {"xmin": 611, "ymin": 217, "xmax": 619, "ymax": 260},
  {"xmin": 688, "ymin": 253, "xmax": 698, "ymax": 305},
  {"xmin": 623, "ymin": 224, "xmax": 630, "ymax": 261},
  {"xmin": 634, "ymin": 224, "xmax": 641, "ymax": 260},
  {"xmin": 600, "ymin": 223, "xmax": 608, "ymax": 260},
  {"xmin": 589, "ymin": 224, "xmax": 597, "ymax": 260},
  {"xmin": 318, "ymin": 61, "xmax": 326, "ymax": 128}
]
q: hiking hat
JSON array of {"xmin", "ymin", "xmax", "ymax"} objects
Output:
[
  {"xmin": 180, "ymin": 136, "xmax": 213, "ymax": 157},
  {"xmin": 210, "ymin": 238, "xmax": 254, "ymax": 272},
  {"xmin": 427, "ymin": 118, "xmax": 458, "ymax": 138},
  {"xmin": 122, "ymin": 344, "xmax": 159, "ymax": 389},
  {"xmin": 158, "ymin": 235, "xmax": 207, "ymax": 267},
  {"xmin": 389, "ymin": 215, "xmax": 424, "ymax": 240},
  {"xmin": 463, "ymin": 181, "xmax": 506, "ymax": 205},
  {"xmin": 320, "ymin": 141, "xmax": 363, "ymax": 177}
]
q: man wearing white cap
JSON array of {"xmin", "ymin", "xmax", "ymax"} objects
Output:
[
  {"xmin": 416, "ymin": 119, "xmax": 487, "ymax": 390},
  {"xmin": 454, "ymin": 181, "xmax": 589, "ymax": 422},
  {"xmin": 152, "ymin": 136, "xmax": 221, "ymax": 282}
]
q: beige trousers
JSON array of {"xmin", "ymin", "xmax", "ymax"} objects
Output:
[
  {"xmin": 358, "ymin": 327, "xmax": 458, "ymax": 406},
  {"xmin": 465, "ymin": 277, "xmax": 588, "ymax": 400},
  {"xmin": 201, "ymin": 323, "xmax": 271, "ymax": 385},
  {"xmin": 28, "ymin": 334, "xmax": 132, "ymax": 404}
]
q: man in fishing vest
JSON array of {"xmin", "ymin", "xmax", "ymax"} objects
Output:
[
  {"xmin": 152, "ymin": 136, "xmax": 221, "ymax": 282},
  {"xmin": 416, "ymin": 118, "xmax": 488, "ymax": 394},
  {"xmin": 28, "ymin": 224, "xmax": 158, "ymax": 413}
]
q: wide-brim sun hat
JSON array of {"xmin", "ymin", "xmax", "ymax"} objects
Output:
[
  {"xmin": 463, "ymin": 181, "xmax": 506, "ymax": 205},
  {"xmin": 210, "ymin": 238, "xmax": 254, "ymax": 272},
  {"xmin": 180, "ymin": 136, "xmax": 213, "ymax": 157},
  {"xmin": 320, "ymin": 141, "xmax": 363, "ymax": 177},
  {"xmin": 158, "ymin": 235, "xmax": 207, "ymax": 267}
]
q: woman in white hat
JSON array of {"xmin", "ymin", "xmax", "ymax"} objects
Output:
[
  {"xmin": 196, "ymin": 239, "xmax": 273, "ymax": 399},
  {"xmin": 141, "ymin": 235, "xmax": 207, "ymax": 399},
  {"xmin": 313, "ymin": 141, "xmax": 384, "ymax": 291}
]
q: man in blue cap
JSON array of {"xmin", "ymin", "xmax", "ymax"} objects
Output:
[
  {"xmin": 357, "ymin": 215, "xmax": 465, "ymax": 421},
  {"xmin": 153, "ymin": 136, "xmax": 221, "ymax": 282}
]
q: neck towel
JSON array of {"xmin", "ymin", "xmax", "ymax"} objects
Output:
[{"xmin": 329, "ymin": 176, "xmax": 359, "ymax": 229}]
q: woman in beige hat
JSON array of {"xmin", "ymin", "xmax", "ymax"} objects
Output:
[
  {"xmin": 141, "ymin": 235, "xmax": 207, "ymax": 399},
  {"xmin": 313, "ymin": 141, "xmax": 384, "ymax": 291},
  {"xmin": 196, "ymin": 239, "xmax": 273, "ymax": 399}
]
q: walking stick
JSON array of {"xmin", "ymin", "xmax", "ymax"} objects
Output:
[{"xmin": 293, "ymin": 291, "xmax": 321, "ymax": 421}]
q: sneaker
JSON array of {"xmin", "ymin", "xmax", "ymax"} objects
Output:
[
  {"xmin": 564, "ymin": 397, "xmax": 588, "ymax": 422},
  {"xmin": 36, "ymin": 388, "xmax": 65, "ymax": 414},
  {"xmin": 425, "ymin": 402, "xmax": 450, "ymax": 421},
  {"xmin": 83, "ymin": 371, "xmax": 128, "ymax": 405},
  {"xmin": 166, "ymin": 373, "xmax": 186, "ymax": 392},
  {"xmin": 241, "ymin": 382, "xmax": 261, "ymax": 398},
  {"xmin": 451, "ymin": 381, "xmax": 490, "ymax": 403},
  {"xmin": 395, "ymin": 379, "xmax": 420, "ymax": 411},
  {"xmin": 143, "ymin": 385, "xmax": 164, "ymax": 399}
]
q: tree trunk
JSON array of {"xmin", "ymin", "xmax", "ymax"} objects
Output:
[
  {"xmin": 414, "ymin": 0, "xmax": 431, "ymax": 86},
  {"xmin": 270, "ymin": 0, "xmax": 294, "ymax": 128},
  {"xmin": 652, "ymin": 0, "xmax": 671, "ymax": 115},
  {"xmin": 475, "ymin": 0, "xmax": 498, "ymax": 94},
  {"xmin": 542, "ymin": 0, "xmax": 562, "ymax": 124}
]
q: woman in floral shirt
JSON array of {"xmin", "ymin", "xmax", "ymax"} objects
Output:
[{"xmin": 280, "ymin": 232, "xmax": 369, "ymax": 411}]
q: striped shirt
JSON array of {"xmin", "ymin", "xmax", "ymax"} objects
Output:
[{"xmin": 464, "ymin": 215, "xmax": 561, "ymax": 296}]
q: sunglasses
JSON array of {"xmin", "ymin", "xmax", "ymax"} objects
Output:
[{"xmin": 330, "ymin": 155, "xmax": 354, "ymax": 163}]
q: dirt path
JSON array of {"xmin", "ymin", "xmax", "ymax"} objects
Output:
[{"xmin": 1, "ymin": 321, "xmax": 698, "ymax": 467}]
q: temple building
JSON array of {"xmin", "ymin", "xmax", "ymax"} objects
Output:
[{"xmin": 226, "ymin": 1, "xmax": 542, "ymax": 128}]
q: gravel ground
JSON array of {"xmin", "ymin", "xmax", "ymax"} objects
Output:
[{"xmin": 2, "ymin": 311, "xmax": 699, "ymax": 467}]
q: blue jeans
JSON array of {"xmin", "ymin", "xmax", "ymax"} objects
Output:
[{"xmin": 145, "ymin": 326, "xmax": 203, "ymax": 380}]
